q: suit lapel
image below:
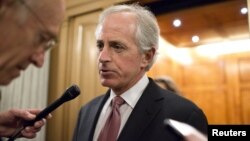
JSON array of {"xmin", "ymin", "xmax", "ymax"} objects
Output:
[
  {"xmin": 87, "ymin": 91, "xmax": 110, "ymax": 141},
  {"xmin": 118, "ymin": 79, "xmax": 164, "ymax": 141}
]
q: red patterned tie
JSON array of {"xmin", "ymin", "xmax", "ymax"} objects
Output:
[{"xmin": 98, "ymin": 96, "xmax": 125, "ymax": 141}]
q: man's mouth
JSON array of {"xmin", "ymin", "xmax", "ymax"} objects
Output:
[{"xmin": 100, "ymin": 69, "xmax": 114, "ymax": 76}]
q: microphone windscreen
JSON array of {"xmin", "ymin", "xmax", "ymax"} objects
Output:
[{"xmin": 62, "ymin": 84, "xmax": 81, "ymax": 101}]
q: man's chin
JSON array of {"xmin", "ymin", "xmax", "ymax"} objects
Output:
[
  {"xmin": 101, "ymin": 82, "xmax": 112, "ymax": 87},
  {"xmin": 0, "ymin": 78, "xmax": 13, "ymax": 85},
  {"xmin": 0, "ymin": 73, "xmax": 19, "ymax": 86},
  {"xmin": 100, "ymin": 79, "xmax": 116, "ymax": 87}
]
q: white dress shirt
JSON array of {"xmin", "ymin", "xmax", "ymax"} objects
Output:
[{"xmin": 93, "ymin": 74, "xmax": 149, "ymax": 141}]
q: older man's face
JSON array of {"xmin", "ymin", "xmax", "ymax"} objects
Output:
[
  {"xmin": 96, "ymin": 12, "xmax": 151, "ymax": 94},
  {"xmin": 0, "ymin": 0, "xmax": 65, "ymax": 85}
]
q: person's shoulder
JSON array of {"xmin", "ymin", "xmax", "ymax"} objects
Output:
[
  {"xmin": 161, "ymin": 89, "xmax": 202, "ymax": 112},
  {"xmin": 149, "ymin": 77, "xmax": 202, "ymax": 112},
  {"xmin": 82, "ymin": 94, "xmax": 106, "ymax": 108},
  {"xmin": 77, "ymin": 94, "xmax": 106, "ymax": 116}
]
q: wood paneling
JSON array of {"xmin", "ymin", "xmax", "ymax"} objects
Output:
[
  {"xmin": 180, "ymin": 59, "xmax": 229, "ymax": 124},
  {"xmin": 184, "ymin": 89, "xmax": 228, "ymax": 124},
  {"xmin": 148, "ymin": 57, "xmax": 174, "ymax": 77},
  {"xmin": 238, "ymin": 57, "xmax": 250, "ymax": 124},
  {"xmin": 48, "ymin": 11, "xmax": 104, "ymax": 141},
  {"xmin": 238, "ymin": 58, "xmax": 250, "ymax": 82},
  {"xmin": 149, "ymin": 52, "xmax": 250, "ymax": 124},
  {"xmin": 181, "ymin": 61, "xmax": 226, "ymax": 86},
  {"xmin": 241, "ymin": 88, "xmax": 250, "ymax": 124}
]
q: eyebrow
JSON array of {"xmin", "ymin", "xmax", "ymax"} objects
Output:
[{"xmin": 97, "ymin": 40, "xmax": 103, "ymax": 43}]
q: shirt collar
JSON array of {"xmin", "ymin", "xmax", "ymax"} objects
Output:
[{"xmin": 110, "ymin": 74, "xmax": 149, "ymax": 108}]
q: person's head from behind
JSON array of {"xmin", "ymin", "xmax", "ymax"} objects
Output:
[
  {"xmin": 0, "ymin": 0, "xmax": 65, "ymax": 85},
  {"xmin": 154, "ymin": 76, "xmax": 181, "ymax": 95},
  {"xmin": 95, "ymin": 4, "xmax": 160, "ymax": 94}
]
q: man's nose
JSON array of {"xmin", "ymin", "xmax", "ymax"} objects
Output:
[
  {"xmin": 99, "ymin": 46, "xmax": 111, "ymax": 63},
  {"xmin": 30, "ymin": 49, "xmax": 45, "ymax": 68}
]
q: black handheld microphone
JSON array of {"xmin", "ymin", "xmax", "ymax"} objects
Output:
[{"xmin": 8, "ymin": 84, "xmax": 81, "ymax": 141}]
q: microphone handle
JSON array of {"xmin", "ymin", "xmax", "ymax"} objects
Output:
[
  {"xmin": 24, "ymin": 98, "xmax": 65, "ymax": 126},
  {"xmin": 8, "ymin": 98, "xmax": 65, "ymax": 141}
]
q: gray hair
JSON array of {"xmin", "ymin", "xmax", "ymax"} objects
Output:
[
  {"xmin": 0, "ymin": 0, "xmax": 31, "ymax": 25},
  {"xmin": 95, "ymin": 3, "xmax": 160, "ymax": 71}
]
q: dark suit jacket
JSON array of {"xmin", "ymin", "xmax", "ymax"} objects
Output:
[{"xmin": 73, "ymin": 78, "xmax": 208, "ymax": 141}]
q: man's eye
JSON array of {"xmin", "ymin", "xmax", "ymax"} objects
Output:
[
  {"xmin": 111, "ymin": 44, "xmax": 125, "ymax": 52},
  {"xmin": 38, "ymin": 34, "xmax": 50, "ymax": 44},
  {"xmin": 113, "ymin": 45, "xmax": 123, "ymax": 49},
  {"xmin": 96, "ymin": 42, "xmax": 104, "ymax": 51}
]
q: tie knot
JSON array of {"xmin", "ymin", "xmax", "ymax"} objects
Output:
[{"xmin": 112, "ymin": 96, "xmax": 125, "ymax": 107}]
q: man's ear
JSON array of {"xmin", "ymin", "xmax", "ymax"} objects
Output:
[{"xmin": 141, "ymin": 47, "xmax": 156, "ymax": 68}]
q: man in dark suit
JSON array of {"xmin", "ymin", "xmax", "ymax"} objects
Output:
[{"xmin": 73, "ymin": 3, "xmax": 208, "ymax": 141}]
